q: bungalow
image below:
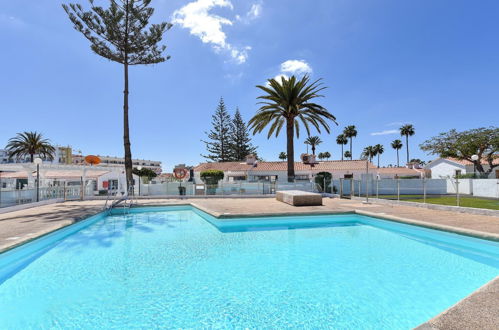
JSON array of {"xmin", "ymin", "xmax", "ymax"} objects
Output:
[
  {"xmin": 193, "ymin": 157, "xmax": 426, "ymax": 183},
  {"xmin": 425, "ymin": 158, "xmax": 499, "ymax": 179}
]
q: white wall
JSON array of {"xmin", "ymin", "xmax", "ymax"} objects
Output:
[
  {"xmin": 429, "ymin": 161, "xmax": 465, "ymax": 178},
  {"xmin": 472, "ymin": 179, "xmax": 499, "ymax": 198}
]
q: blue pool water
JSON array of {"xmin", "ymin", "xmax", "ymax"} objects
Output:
[{"xmin": 0, "ymin": 206, "xmax": 498, "ymax": 329}]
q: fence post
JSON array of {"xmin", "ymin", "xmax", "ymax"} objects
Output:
[
  {"xmin": 339, "ymin": 178, "xmax": 343, "ymax": 197},
  {"xmin": 358, "ymin": 180, "xmax": 361, "ymax": 197},
  {"xmin": 376, "ymin": 177, "xmax": 379, "ymax": 199},
  {"xmin": 63, "ymin": 181, "xmax": 67, "ymax": 201},
  {"xmin": 456, "ymin": 176, "xmax": 460, "ymax": 207},
  {"xmin": 397, "ymin": 179, "xmax": 400, "ymax": 201},
  {"xmin": 423, "ymin": 177, "xmax": 426, "ymax": 204},
  {"xmin": 80, "ymin": 177, "xmax": 84, "ymax": 201}
]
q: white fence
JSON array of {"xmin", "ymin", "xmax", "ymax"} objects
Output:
[
  {"xmin": 135, "ymin": 181, "xmax": 319, "ymax": 197},
  {"xmin": 0, "ymin": 185, "xmax": 92, "ymax": 208},
  {"xmin": 328, "ymin": 178, "xmax": 499, "ymax": 199}
]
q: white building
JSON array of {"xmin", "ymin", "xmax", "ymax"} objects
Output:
[
  {"xmin": 0, "ymin": 146, "xmax": 73, "ymax": 165},
  {"xmin": 0, "ymin": 163, "xmax": 138, "ymax": 194},
  {"xmin": 425, "ymin": 158, "xmax": 499, "ymax": 179},
  {"xmin": 72, "ymin": 154, "xmax": 162, "ymax": 174}
]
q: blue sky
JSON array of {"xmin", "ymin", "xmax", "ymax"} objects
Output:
[{"xmin": 1, "ymin": 0, "xmax": 498, "ymax": 171}]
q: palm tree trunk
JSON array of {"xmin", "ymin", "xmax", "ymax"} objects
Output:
[
  {"xmin": 377, "ymin": 154, "xmax": 380, "ymax": 168},
  {"xmin": 30, "ymin": 153, "xmax": 34, "ymax": 163},
  {"xmin": 123, "ymin": 61, "xmax": 133, "ymax": 189},
  {"xmin": 312, "ymin": 145, "xmax": 316, "ymax": 155},
  {"xmin": 405, "ymin": 135, "xmax": 409, "ymax": 164},
  {"xmin": 286, "ymin": 119, "xmax": 295, "ymax": 182},
  {"xmin": 396, "ymin": 149, "xmax": 399, "ymax": 167},
  {"xmin": 349, "ymin": 138, "xmax": 353, "ymax": 160},
  {"xmin": 341, "ymin": 145, "xmax": 344, "ymax": 161}
]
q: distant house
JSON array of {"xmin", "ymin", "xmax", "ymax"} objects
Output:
[
  {"xmin": 193, "ymin": 156, "xmax": 426, "ymax": 183},
  {"xmin": 425, "ymin": 158, "xmax": 499, "ymax": 179}
]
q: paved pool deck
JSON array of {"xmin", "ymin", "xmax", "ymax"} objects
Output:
[{"xmin": 0, "ymin": 197, "xmax": 498, "ymax": 329}]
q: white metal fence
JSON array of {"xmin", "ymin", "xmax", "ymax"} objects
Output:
[{"xmin": 0, "ymin": 185, "xmax": 92, "ymax": 208}]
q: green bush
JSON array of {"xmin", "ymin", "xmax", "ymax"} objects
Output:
[
  {"xmin": 200, "ymin": 170, "xmax": 224, "ymax": 184},
  {"xmin": 315, "ymin": 172, "xmax": 332, "ymax": 193}
]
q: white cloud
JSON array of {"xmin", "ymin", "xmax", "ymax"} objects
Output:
[
  {"xmin": 385, "ymin": 121, "xmax": 404, "ymax": 127},
  {"xmin": 236, "ymin": 3, "xmax": 262, "ymax": 23},
  {"xmin": 370, "ymin": 129, "xmax": 399, "ymax": 136},
  {"xmin": 172, "ymin": 0, "xmax": 251, "ymax": 64},
  {"xmin": 280, "ymin": 60, "xmax": 313, "ymax": 75}
]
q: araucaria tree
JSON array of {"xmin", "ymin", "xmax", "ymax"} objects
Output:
[
  {"xmin": 336, "ymin": 134, "xmax": 348, "ymax": 160},
  {"xmin": 6, "ymin": 132, "xmax": 55, "ymax": 162},
  {"xmin": 400, "ymin": 124, "xmax": 415, "ymax": 164},
  {"xmin": 249, "ymin": 75, "xmax": 337, "ymax": 182},
  {"xmin": 230, "ymin": 108, "xmax": 258, "ymax": 161},
  {"xmin": 202, "ymin": 98, "xmax": 233, "ymax": 162},
  {"xmin": 420, "ymin": 127, "xmax": 499, "ymax": 175},
  {"xmin": 62, "ymin": 0, "xmax": 172, "ymax": 188},
  {"xmin": 391, "ymin": 139, "xmax": 403, "ymax": 167},
  {"xmin": 343, "ymin": 125, "xmax": 357, "ymax": 160}
]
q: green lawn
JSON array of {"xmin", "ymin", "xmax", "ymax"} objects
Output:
[{"xmin": 377, "ymin": 195, "xmax": 499, "ymax": 210}]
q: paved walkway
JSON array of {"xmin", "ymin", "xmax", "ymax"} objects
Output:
[{"xmin": 0, "ymin": 197, "xmax": 498, "ymax": 329}]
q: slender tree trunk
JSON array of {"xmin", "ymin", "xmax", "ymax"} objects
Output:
[
  {"xmin": 123, "ymin": 61, "xmax": 133, "ymax": 189},
  {"xmin": 341, "ymin": 145, "xmax": 344, "ymax": 161},
  {"xmin": 349, "ymin": 138, "xmax": 353, "ymax": 160},
  {"xmin": 312, "ymin": 145, "xmax": 316, "ymax": 155},
  {"xmin": 30, "ymin": 153, "xmax": 34, "ymax": 163},
  {"xmin": 377, "ymin": 154, "xmax": 380, "ymax": 168},
  {"xmin": 286, "ymin": 119, "xmax": 295, "ymax": 182},
  {"xmin": 396, "ymin": 149, "xmax": 399, "ymax": 167},
  {"xmin": 405, "ymin": 135, "xmax": 409, "ymax": 164}
]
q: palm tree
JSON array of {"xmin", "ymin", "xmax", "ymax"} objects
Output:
[
  {"xmin": 323, "ymin": 151, "xmax": 331, "ymax": 160},
  {"xmin": 400, "ymin": 124, "xmax": 415, "ymax": 164},
  {"xmin": 361, "ymin": 146, "xmax": 376, "ymax": 162},
  {"xmin": 336, "ymin": 134, "xmax": 348, "ymax": 160},
  {"xmin": 318, "ymin": 152, "xmax": 325, "ymax": 160},
  {"xmin": 304, "ymin": 136, "xmax": 323, "ymax": 155},
  {"xmin": 344, "ymin": 150, "xmax": 351, "ymax": 159},
  {"xmin": 373, "ymin": 144, "xmax": 384, "ymax": 168},
  {"xmin": 278, "ymin": 152, "xmax": 287, "ymax": 160},
  {"xmin": 391, "ymin": 139, "xmax": 403, "ymax": 167},
  {"xmin": 6, "ymin": 132, "xmax": 55, "ymax": 163},
  {"xmin": 343, "ymin": 125, "xmax": 357, "ymax": 160},
  {"xmin": 249, "ymin": 75, "xmax": 337, "ymax": 182}
]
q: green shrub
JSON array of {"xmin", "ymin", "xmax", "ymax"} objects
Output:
[
  {"xmin": 200, "ymin": 170, "xmax": 224, "ymax": 184},
  {"xmin": 315, "ymin": 172, "xmax": 332, "ymax": 193}
]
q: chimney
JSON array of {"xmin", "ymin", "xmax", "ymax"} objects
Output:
[{"xmin": 246, "ymin": 154, "xmax": 257, "ymax": 165}]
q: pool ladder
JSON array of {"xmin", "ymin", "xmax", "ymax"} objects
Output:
[{"xmin": 104, "ymin": 187, "xmax": 134, "ymax": 215}]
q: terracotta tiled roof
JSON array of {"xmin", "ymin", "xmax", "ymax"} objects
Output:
[
  {"xmin": 194, "ymin": 162, "xmax": 254, "ymax": 172},
  {"xmin": 374, "ymin": 167, "xmax": 423, "ymax": 175},
  {"xmin": 444, "ymin": 157, "xmax": 499, "ymax": 166},
  {"xmin": 194, "ymin": 160, "xmax": 375, "ymax": 172}
]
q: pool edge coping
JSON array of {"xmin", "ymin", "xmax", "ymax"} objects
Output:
[{"xmin": 1, "ymin": 201, "xmax": 498, "ymax": 329}]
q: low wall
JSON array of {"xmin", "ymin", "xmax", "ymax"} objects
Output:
[{"xmin": 472, "ymin": 179, "xmax": 499, "ymax": 199}]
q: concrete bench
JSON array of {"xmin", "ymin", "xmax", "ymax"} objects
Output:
[{"xmin": 276, "ymin": 190, "xmax": 322, "ymax": 206}]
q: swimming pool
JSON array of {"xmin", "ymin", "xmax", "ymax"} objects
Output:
[{"xmin": 0, "ymin": 206, "xmax": 497, "ymax": 329}]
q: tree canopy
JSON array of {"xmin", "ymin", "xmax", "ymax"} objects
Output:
[
  {"xmin": 420, "ymin": 127, "xmax": 499, "ymax": 174},
  {"xmin": 6, "ymin": 132, "xmax": 55, "ymax": 163},
  {"xmin": 202, "ymin": 98, "xmax": 233, "ymax": 162},
  {"xmin": 230, "ymin": 108, "xmax": 258, "ymax": 161}
]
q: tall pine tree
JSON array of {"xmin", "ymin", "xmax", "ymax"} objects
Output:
[
  {"xmin": 62, "ymin": 0, "xmax": 171, "ymax": 187},
  {"xmin": 202, "ymin": 98, "xmax": 233, "ymax": 162},
  {"xmin": 230, "ymin": 108, "xmax": 258, "ymax": 161}
]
